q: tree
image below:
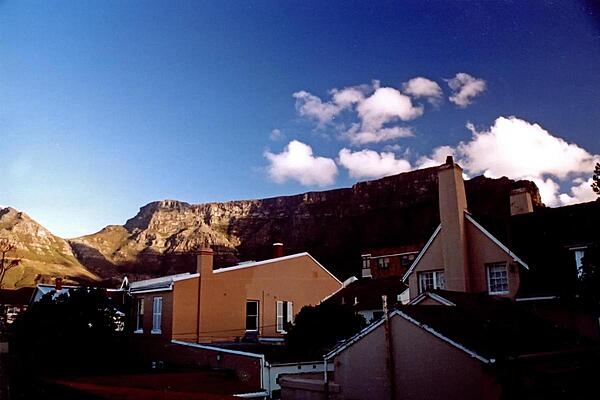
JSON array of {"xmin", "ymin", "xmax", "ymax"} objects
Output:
[
  {"xmin": 285, "ymin": 303, "xmax": 366, "ymax": 358},
  {"xmin": 0, "ymin": 238, "xmax": 20, "ymax": 288},
  {"xmin": 593, "ymin": 162, "xmax": 600, "ymax": 197},
  {"xmin": 12, "ymin": 286, "xmax": 129, "ymax": 375}
]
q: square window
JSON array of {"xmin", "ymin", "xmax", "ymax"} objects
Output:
[
  {"xmin": 418, "ymin": 270, "xmax": 445, "ymax": 293},
  {"xmin": 487, "ymin": 263, "xmax": 509, "ymax": 295},
  {"xmin": 377, "ymin": 257, "xmax": 390, "ymax": 269}
]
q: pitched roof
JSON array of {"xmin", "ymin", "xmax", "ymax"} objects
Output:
[
  {"xmin": 397, "ymin": 300, "xmax": 590, "ymax": 362},
  {"xmin": 214, "ymin": 252, "xmax": 342, "ymax": 284},
  {"xmin": 129, "ymin": 273, "xmax": 198, "ymax": 293},
  {"xmin": 0, "ymin": 287, "xmax": 35, "ymax": 305},
  {"xmin": 326, "ymin": 293, "xmax": 592, "ymax": 364}
]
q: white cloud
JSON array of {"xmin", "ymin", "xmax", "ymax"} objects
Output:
[
  {"xmin": 269, "ymin": 129, "xmax": 285, "ymax": 141},
  {"xmin": 293, "ymin": 90, "xmax": 342, "ymax": 126},
  {"xmin": 347, "ymin": 125, "xmax": 413, "ymax": 145},
  {"xmin": 331, "ymin": 86, "xmax": 367, "ymax": 108},
  {"xmin": 338, "ymin": 148, "xmax": 412, "ymax": 179},
  {"xmin": 420, "ymin": 116, "xmax": 600, "ymax": 206},
  {"xmin": 403, "ymin": 77, "xmax": 443, "ymax": 105},
  {"xmin": 293, "ymin": 82, "xmax": 422, "ymax": 145},
  {"xmin": 264, "ymin": 140, "xmax": 338, "ymax": 186},
  {"xmin": 447, "ymin": 73, "xmax": 486, "ymax": 107},
  {"xmin": 559, "ymin": 178, "xmax": 597, "ymax": 205},
  {"xmin": 458, "ymin": 117, "xmax": 596, "ymax": 180}
]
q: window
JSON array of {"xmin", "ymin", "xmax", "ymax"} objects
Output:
[
  {"xmin": 401, "ymin": 253, "xmax": 416, "ymax": 267},
  {"xmin": 135, "ymin": 298, "xmax": 144, "ymax": 333},
  {"xmin": 276, "ymin": 301, "xmax": 294, "ymax": 333},
  {"xmin": 487, "ymin": 262, "xmax": 509, "ymax": 295},
  {"xmin": 377, "ymin": 257, "xmax": 390, "ymax": 269},
  {"xmin": 152, "ymin": 297, "xmax": 162, "ymax": 334},
  {"xmin": 570, "ymin": 247, "xmax": 587, "ymax": 278},
  {"xmin": 246, "ymin": 300, "xmax": 259, "ymax": 332},
  {"xmin": 418, "ymin": 270, "xmax": 445, "ymax": 292}
]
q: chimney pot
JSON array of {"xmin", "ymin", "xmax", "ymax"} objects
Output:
[
  {"xmin": 272, "ymin": 243, "xmax": 284, "ymax": 258},
  {"xmin": 445, "ymin": 155, "xmax": 454, "ymax": 165}
]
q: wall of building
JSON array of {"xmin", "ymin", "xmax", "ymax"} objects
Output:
[
  {"xmin": 199, "ymin": 255, "xmax": 341, "ymax": 342},
  {"xmin": 408, "ymin": 233, "xmax": 444, "ymax": 297},
  {"xmin": 333, "ymin": 321, "xmax": 390, "ymax": 400},
  {"xmin": 391, "ymin": 316, "xmax": 501, "ymax": 400},
  {"xmin": 331, "ymin": 315, "xmax": 501, "ymax": 400},
  {"xmin": 172, "ymin": 278, "xmax": 200, "ymax": 341},
  {"xmin": 466, "ymin": 220, "xmax": 520, "ymax": 298},
  {"xmin": 133, "ymin": 290, "xmax": 174, "ymax": 340}
]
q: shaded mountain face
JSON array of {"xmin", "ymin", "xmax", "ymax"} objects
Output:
[
  {"xmin": 70, "ymin": 166, "xmax": 542, "ymax": 282},
  {"xmin": 0, "ymin": 207, "xmax": 99, "ymax": 288}
]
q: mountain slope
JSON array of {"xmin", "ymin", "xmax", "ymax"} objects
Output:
[
  {"xmin": 0, "ymin": 207, "xmax": 100, "ymax": 288},
  {"xmin": 70, "ymin": 166, "xmax": 542, "ymax": 282}
]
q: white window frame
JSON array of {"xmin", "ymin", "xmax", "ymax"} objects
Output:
[
  {"xmin": 135, "ymin": 298, "xmax": 144, "ymax": 333},
  {"xmin": 246, "ymin": 300, "xmax": 259, "ymax": 332},
  {"xmin": 487, "ymin": 262, "xmax": 509, "ymax": 295},
  {"xmin": 151, "ymin": 297, "xmax": 162, "ymax": 334},
  {"xmin": 276, "ymin": 300, "xmax": 294, "ymax": 333},
  {"xmin": 418, "ymin": 270, "xmax": 445, "ymax": 293},
  {"xmin": 377, "ymin": 257, "xmax": 390, "ymax": 269}
]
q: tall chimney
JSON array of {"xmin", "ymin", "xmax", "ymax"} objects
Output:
[
  {"xmin": 509, "ymin": 188, "xmax": 534, "ymax": 216},
  {"xmin": 438, "ymin": 156, "xmax": 470, "ymax": 291},
  {"xmin": 196, "ymin": 247, "xmax": 214, "ymax": 277},
  {"xmin": 272, "ymin": 242, "xmax": 284, "ymax": 258}
]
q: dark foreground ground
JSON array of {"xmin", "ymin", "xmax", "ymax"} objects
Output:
[{"xmin": 2, "ymin": 353, "xmax": 262, "ymax": 400}]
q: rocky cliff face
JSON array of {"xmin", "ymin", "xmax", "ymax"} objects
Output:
[
  {"xmin": 70, "ymin": 166, "xmax": 542, "ymax": 282},
  {"xmin": 0, "ymin": 207, "xmax": 99, "ymax": 288}
]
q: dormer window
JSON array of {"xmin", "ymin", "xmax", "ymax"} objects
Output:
[
  {"xmin": 487, "ymin": 262, "xmax": 509, "ymax": 295},
  {"xmin": 418, "ymin": 270, "xmax": 445, "ymax": 292}
]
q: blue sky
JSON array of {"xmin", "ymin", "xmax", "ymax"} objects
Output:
[{"xmin": 2, "ymin": 1, "xmax": 599, "ymax": 238}]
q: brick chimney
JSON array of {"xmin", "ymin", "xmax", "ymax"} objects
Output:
[
  {"xmin": 272, "ymin": 242, "xmax": 284, "ymax": 258},
  {"xmin": 196, "ymin": 247, "xmax": 214, "ymax": 277},
  {"xmin": 55, "ymin": 277, "xmax": 63, "ymax": 291},
  {"xmin": 438, "ymin": 156, "xmax": 470, "ymax": 291},
  {"xmin": 509, "ymin": 188, "xmax": 534, "ymax": 216}
]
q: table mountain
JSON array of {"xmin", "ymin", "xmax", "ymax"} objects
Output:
[
  {"xmin": 0, "ymin": 207, "xmax": 100, "ymax": 288},
  {"xmin": 69, "ymin": 166, "xmax": 541, "ymax": 283}
]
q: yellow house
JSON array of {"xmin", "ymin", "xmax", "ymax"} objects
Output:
[
  {"xmin": 402, "ymin": 156, "xmax": 529, "ymax": 301},
  {"xmin": 130, "ymin": 248, "xmax": 342, "ymax": 343}
]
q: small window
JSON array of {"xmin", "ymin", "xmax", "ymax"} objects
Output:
[
  {"xmin": 135, "ymin": 298, "xmax": 144, "ymax": 333},
  {"xmin": 377, "ymin": 257, "xmax": 390, "ymax": 269},
  {"xmin": 401, "ymin": 253, "xmax": 416, "ymax": 267},
  {"xmin": 246, "ymin": 300, "xmax": 259, "ymax": 332},
  {"xmin": 152, "ymin": 297, "xmax": 162, "ymax": 334},
  {"xmin": 276, "ymin": 301, "xmax": 294, "ymax": 333},
  {"xmin": 487, "ymin": 262, "xmax": 509, "ymax": 295},
  {"xmin": 571, "ymin": 247, "xmax": 587, "ymax": 279},
  {"xmin": 418, "ymin": 270, "xmax": 445, "ymax": 293}
]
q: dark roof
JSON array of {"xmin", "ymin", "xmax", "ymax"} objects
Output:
[
  {"xmin": 510, "ymin": 200, "xmax": 600, "ymax": 297},
  {"xmin": 397, "ymin": 296, "xmax": 592, "ymax": 362},
  {"xmin": 0, "ymin": 287, "xmax": 35, "ymax": 305},
  {"xmin": 323, "ymin": 277, "xmax": 407, "ymax": 311}
]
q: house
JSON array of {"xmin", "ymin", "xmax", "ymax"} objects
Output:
[
  {"xmin": 402, "ymin": 156, "xmax": 529, "ymax": 301},
  {"xmin": 360, "ymin": 245, "xmax": 420, "ymax": 279},
  {"xmin": 129, "ymin": 246, "xmax": 342, "ymax": 343},
  {"xmin": 0, "ymin": 287, "xmax": 34, "ymax": 327},
  {"xmin": 280, "ymin": 292, "xmax": 597, "ymax": 400},
  {"xmin": 322, "ymin": 276, "xmax": 407, "ymax": 323},
  {"xmin": 312, "ymin": 296, "xmax": 597, "ymax": 400}
]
